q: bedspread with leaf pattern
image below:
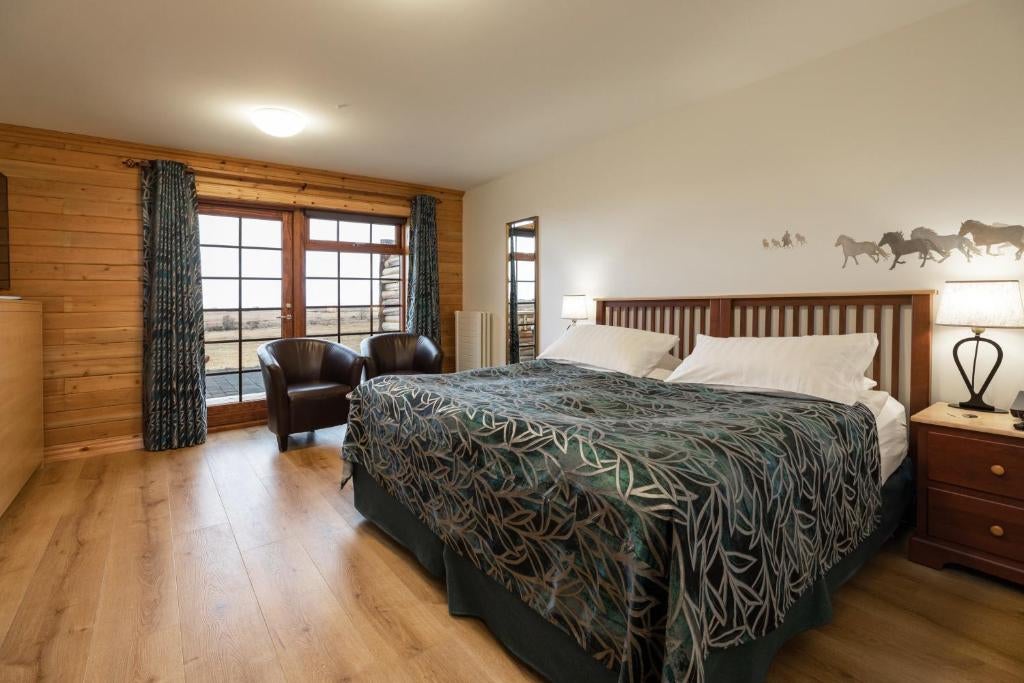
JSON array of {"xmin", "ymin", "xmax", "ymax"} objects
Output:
[{"xmin": 343, "ymin": 360, "xmax": 880, "ymax": 682}]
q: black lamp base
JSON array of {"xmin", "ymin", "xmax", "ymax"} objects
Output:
[
  {"xmin": 947, "ymin": 401, "xmax": 1007, "ymax": 414},
  {"xmin": 950, "ymin": 331, "xmax": 1004, "ymax": 413}
]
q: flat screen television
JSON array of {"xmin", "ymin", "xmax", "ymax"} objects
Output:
[{"xmin": 0, "ymin": 171, "xmax": 8, "ymax": 290}]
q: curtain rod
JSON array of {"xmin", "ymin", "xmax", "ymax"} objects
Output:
[{"xmin": 120, "ymin": 158, "xmax": 441, "ymax": 204}]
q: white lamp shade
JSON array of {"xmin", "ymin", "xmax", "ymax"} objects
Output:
[
  {"xmin": 936, "ymin": 280, "xmax": 1024, "ymax": 329},
  {"xmin": 560, "ymin": 294, "xmax": 588, "ymax": 320}
]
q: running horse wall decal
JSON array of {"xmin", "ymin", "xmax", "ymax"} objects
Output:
[
  {"xmin": 834, "ymin": 235, "xmax": 889, "ymax": 268},
  {"xmin": 878, "ymin": 231, "xmax": 948, "ymax": 270},
  {"xmin": 910, "ymin": 227, "xmax": 981, "ymax": 261},
  {"xmin": 958, "ymin": 219, "xmax": 1024, "ymax": 259},
  {"xmin": 762, "ymin": 229, "xmax": 807, "ymax": 249}
]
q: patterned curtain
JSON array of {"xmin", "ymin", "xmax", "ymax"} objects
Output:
[
  {"xmin": 141, "ymin": 160, "xmax": 207, "ymax": 451},
  {"xmin": 406, "ymin": 194, "xmax": 441, "ymax": 342},
  {"xmin": 507, "ymin": 233, "xmax": 520, "ymax": 363}
]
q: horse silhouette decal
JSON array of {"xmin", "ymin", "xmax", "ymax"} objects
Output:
[
  {"xmin": 958, "ymin": 219, "xmax": 1024, "ymax": 260},
  {"xmin": 762, "ymin": 230, "xmax": 807, "ymax": 250},
  {"xmin": 878, "ymin": 231, "xmax": 947, "ymax": 270},
  {"xmin": 910, "ymin": 227, "xmax": 981, "ymax": 262},
  {"xmin": 834, "ymin": 235, "xmax": 888, "ymax": 268}
]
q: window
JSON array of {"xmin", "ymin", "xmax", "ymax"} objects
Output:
[
  {"xmin": 507, "ymin": 217, "xmax": 538, "ymax": 362},
  {"xmin": 303, "ymin": 211, "xmax": 406, "ymax": 349},
  {"xmin": 199, "ymin": 207, "xmax": 289, "ymax": 405}
]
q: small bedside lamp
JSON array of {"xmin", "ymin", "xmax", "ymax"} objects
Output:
[
  {"xmin": 560, "ymin": 294, "xmax": 588, "ymax": 328},
  {"xmin": 936, "ymin": 280, "xmax": 1024, "ymax": 412}
]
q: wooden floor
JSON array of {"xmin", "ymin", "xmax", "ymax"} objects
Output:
[{"xmin": 0, "ymin": 428, "xmax": 1021, "ymax": 682}]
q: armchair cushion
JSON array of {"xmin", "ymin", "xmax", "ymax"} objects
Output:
[{"xmin": 287, "ymin": 381, "xmax": 351, "ymax": 403}]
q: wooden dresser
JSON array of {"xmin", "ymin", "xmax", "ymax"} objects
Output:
[
  {"xmin": 910, "ymin": 402, "xmax": 1024, "ymax": 585},
  {"xmin": 0, "ymin": 299, "xmax": 43, "ymax": 516}
]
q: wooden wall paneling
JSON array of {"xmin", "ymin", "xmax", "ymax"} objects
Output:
[
  {"xmin": 0, "ymin": 123, "xmax": 463, "ymax": 459},
  {"xmin": 0, "ymin": 171, "xmax": 9, "ymax": 289}
]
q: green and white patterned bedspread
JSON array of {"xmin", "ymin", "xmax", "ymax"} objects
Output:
[{"xmin": 342, "ymin": 360, "xmax": 881, "ymax": 682}]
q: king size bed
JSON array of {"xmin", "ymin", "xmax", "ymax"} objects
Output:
[{"xmin": 341, "ymin": 291, "xmax": 932, "ymax": 682}]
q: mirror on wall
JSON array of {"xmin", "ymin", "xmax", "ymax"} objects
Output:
[
  {"xmin": 0, "ymin": 171, "xmax": 8, "ymax": 290},
  {"xmin": 506, "ymin": 217, "xmax": 538, "ymax": 363}
]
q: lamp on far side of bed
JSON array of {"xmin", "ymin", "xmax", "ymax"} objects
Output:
[
  {"xmin": 936, "ymin": 280, "xmax": 1024, "ymax": 413},
  {"xmin": 561, "ymin": 294, "xmax": 588, "ymax": 328}
]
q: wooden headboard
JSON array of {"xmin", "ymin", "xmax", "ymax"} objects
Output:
[{"xmin": 596, "ymin": 291, "xmax": 933, "ymax": 416}]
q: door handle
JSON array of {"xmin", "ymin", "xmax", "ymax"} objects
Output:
[{"xmin": 277, "ymin": 314, "xmax": 293, "ymax": 320}]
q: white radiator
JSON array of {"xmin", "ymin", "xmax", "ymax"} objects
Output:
[{"xmin": 455, "ymin": 311, "xmax": 493, "ymax": 371}]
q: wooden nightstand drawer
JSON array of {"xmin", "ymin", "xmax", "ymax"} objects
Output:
[
  {"xmin": 928, "ymin": 488, "xmax": 1024, "ymax": 563},
  {"xmin": 927, "ymin": 431, "xmax": 1024, "ymax": 500}
]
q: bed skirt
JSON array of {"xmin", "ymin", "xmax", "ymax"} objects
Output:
[{"xmin": 351, "ymin": 458, "xmax": 914, "ymax": 682}]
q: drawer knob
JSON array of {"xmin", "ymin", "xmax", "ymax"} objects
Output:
[
  {"xmin": 990, "ymin": 525, "xmax": 1005, "ymax": 538},
  {"xmin": 990, "ymin": 464, "xmax": 1006, "ymax": 477}
]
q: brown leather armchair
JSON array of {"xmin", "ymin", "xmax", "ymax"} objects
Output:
[
  {"xmin": 257, "ymin": 338, "xmax": 365, "ymax": 451},
  {"xmin": 361, "ymin": 333, "xmax": 443, "ymax": 380}
]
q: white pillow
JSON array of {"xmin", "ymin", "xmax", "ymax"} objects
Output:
[
  {"xmin": 666, "ymin": 333, "xmax": 878, "ymax": 405},
  {"xmin": 539, "ymin": 325, "xmax": 678, "ymax": 377}
]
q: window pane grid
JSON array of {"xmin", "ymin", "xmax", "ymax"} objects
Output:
[
  {"xmin": 305, "ymin": 220, "xmax": 405, "ymax": 345},
  {"xmin": 200, "ymin": 212, "xmax": 283, "ymax": 404}
]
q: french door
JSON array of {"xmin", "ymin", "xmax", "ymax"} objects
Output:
[
  {"xmin": 198, "ymin": 204, "xmax": 296, "ymax": 427},
  {"xmin": 198, "ymin": 203, "xmax": 408, "ymax": 429}
]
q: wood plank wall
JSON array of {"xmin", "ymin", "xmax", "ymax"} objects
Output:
[{"xmin": 0, "ymin": 123, "xmax": 463, "ymax": 460}]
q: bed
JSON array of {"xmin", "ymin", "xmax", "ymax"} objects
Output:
[{"xmin": 342, "ymin": 291, "xmax": 932, "ymax": 682}]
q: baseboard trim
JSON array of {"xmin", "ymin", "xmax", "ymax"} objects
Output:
[
  {"xmin": 209, "ymin": 419, "xmax": 266, "ymax": 433},
  {"xmin": 44, "ymin": 434, "xmax": 144, "ymax": 462},
  {"xmin": 44, "ymin": 420, "xmax": 268, "ymax": 461}
]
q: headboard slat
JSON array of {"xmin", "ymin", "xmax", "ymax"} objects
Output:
[
  {"xmin": 892, "ymin": 306, "xmax": 902, "ymax": 403},
  {"xmin": 872, "ymin": 306, "xmax": 881, "ymax": 381}
]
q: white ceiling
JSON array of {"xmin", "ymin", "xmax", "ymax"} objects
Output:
[{"xmin": 0, "ymin": 0, "xmax": 967, "ymax": 190}]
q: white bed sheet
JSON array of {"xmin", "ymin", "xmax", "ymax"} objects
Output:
[{"xmin": 876, "ymin": 394, "xmax": 909, "ymax": 481}]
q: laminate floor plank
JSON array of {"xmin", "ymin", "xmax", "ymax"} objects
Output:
[
  {"xmin": 0, "ymin": 456, "xmax": 122, "ymax": 682},
  {"xmin": 84, "ymin": 450, "xmax": 183, "ymax": 683},
  {"xmin": 241, "ymin": 538, "xmax": 391, "ymax": 681},
  {"xmin": 172, "ymin": 522, "xmax": 284, "ymax": 683},
  {"xmin": 0, "ymin": 427, "xmax": 1019, "ymax": 682},
  {"xmin": 165, "ymin": 446, "xmax": 228, "ymax": 537},
  {"xmin": 204, "ymin": 444, "xmax": 297, "ymax": 552},
  {"xmin": 0, "ymin": 470, "xmax": 82, "ymax": 639},
  {"xmin": 299, "ymin": 521, "xmax": 447, "ymax": 661}
]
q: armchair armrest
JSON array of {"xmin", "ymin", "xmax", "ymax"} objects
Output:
[
  {"xmin": 415, "ymin": 337, "xmax": 444, "ymax": 374},
  {"xmin": 359, "ymin": 337, "xmax": 379, "ymax": 381},
  {"xmin": 257, "ymin": 344, "xmax": 290, "ymax": 435},
  {"xmin": 324, "ymin": 342, "xmax": 366, "ymax": 389}
]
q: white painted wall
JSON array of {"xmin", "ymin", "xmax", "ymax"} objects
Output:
[{"xmin": 463, "ymin": 0, "xmax": 1024, "ymax": 409}]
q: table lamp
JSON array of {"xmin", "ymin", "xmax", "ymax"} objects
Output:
[
  {"xmin": 560, "ymin": 294, "xmax": 588, "ymax": 328},
  {"xmin": 936, "ymin": 280, "xmax": 1024, "ymax": 412}
]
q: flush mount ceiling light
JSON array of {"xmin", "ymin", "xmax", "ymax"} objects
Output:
[{"xmin": 250, "ymin": 107, "xmax": 306, "ymax": 137}]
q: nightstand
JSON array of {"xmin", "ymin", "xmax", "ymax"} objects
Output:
[{"xmin": 909, "ymin": 402, "xmax": 1024, "ymax": 585}]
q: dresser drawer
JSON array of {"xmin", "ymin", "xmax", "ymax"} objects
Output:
[
  {"xmin": 927, "ymin": 431, "xmax": 1024, "ymax": 500},
  {"xmin": 928, "ymin": 488, "xmax": 1024, "ymax": 563}
]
